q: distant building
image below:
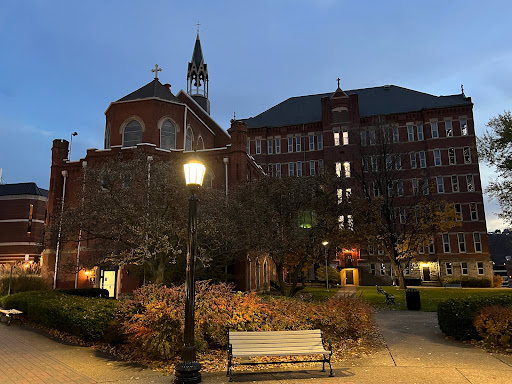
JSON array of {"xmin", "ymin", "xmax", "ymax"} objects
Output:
[
  {"xmin": 488, "ymin": 231, "xmax": 512, "ymax": 287},
  {"xmin": 0, "ymin": 183, "xmax": 48, "ymax": 263},
  {"xmin": 242, "ymin": 83, "xmax": 492, "ymax": 286}
]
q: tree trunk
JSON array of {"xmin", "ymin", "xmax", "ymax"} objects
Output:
[
  {"xmin": 155, "ymin": 254, "xmax": 166, "ymax": 284},
  {"xmin": 273, "ymin": 256, "xmax": 286, "ymax": 296}
]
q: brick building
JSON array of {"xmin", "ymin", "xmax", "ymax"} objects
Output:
[
  {"xmin": 242, "ymin": 83, "xmax": 492, "ymax": 286},
  {"xmin": 43, "ymin": 33, "xmax": 268, "ymax": 296},
  {"xmin": 0, "ymin": 183, "xmax": 48, "ymax": 263}
]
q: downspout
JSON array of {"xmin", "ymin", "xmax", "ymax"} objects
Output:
[
  {"xmin": 183, "ymin": 107, "xmax": 188, "ymax": 149},
  {"xmin": 223, "ymin": 157, "xmax": 229, "ymax": 198},
  {"xmin": 54, "ymin": 169, "xmax": 68, "ymax": 289},
  {"xmin": 75, "ymin": 161, "xmax": 87, "ymax": 289}
]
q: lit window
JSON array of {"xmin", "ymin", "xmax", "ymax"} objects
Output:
[
  {"xmin": 296, "ymin": 162, "xmax": 302, "ymax": 177},
  {"xmin": 336, "ymin": 162, "xmax": 342, "ymax": 177},
  {"xmin": 380, "ymin": 263, "xmax": 386, "ymax": 275},
  {"xmin": 446, "ymin": 262, "xmax": 453, "ymax": 275},
  {"xmin": 255, "ymin": 138, "xmax": 261, "ymax": 154},
  {"xmin": 417, "ymin": 124, "xmax": 424, "ymax": 141},
  {"xmin": 288, "ymin": 162, "xmax": 294, "ymax": 176},
  {"xmin": 461, "ymin": 262, "xmax": 468, "ymax": 275},
  {"xmin": 333, "ymin": 131, "xmax": 340, "ymax": 146},
  {"xmin": 347, "ymin": 215, "xmax": 354, "ymax": 230},
  {"xmin": 464, "ymin": 147, "xmax": 471, "ymax": 164},
  {"xmin": 318, "ymin": 134, "xmax": 323, "ymax": 150},
  {"xmin": 434, "ymin": 149, "xmax": 442, "ymax": 166},
  {"xmin": 455, "ymin": 203, "xmax": 462, "ymax": 221},
  {"xmin": 288, "ymin": 137, "xmax": 293, "ymax": 153},
  {"xmin": 445, "ymin": 121, "xmax": 453, "ymax": 137},
  {"xmin": 442, "ymin": 233, "xmax": 451, "ymax": 253},
  {"xmin": 458, "ymin": 233, "xmax": 466, "ymax": 253},
  {"xmin": 296, "ymin": 136, "xmax": 301, "ymax": 152},
  {"xmin": 369, "ymin": 130, "xmax": 376, "ymax": 145},
  {"xmin": 419, "ymin": 151, "xmax": 426, "ymax": 168},
  {"xmin": 474, "ymin": 233, "xmax": 482, "ymax": 253},
  {"xmin": 477, "ymin": 261, "xmax": 484, "ymax": 275},
  {"xmin": 448, "ymin": 148, "xmax": 456, "ymax": 165},
  {"xmin": 470, "ymin": 203, "xmax": 478, "ymax": 221},
  {"xmin": 461, "ymin": 119, "xmax": 468, "ymax": 135},
  {"xmin": 451, "ymin": 175, "xmax": 459, "ymax": 192},
  {"xmin": 185, "ymin": 127, "xmax": 193, "ymax": 151},
  {"xmin": 410, "ymin": 152, "xmax": 417, "ymax": 169},
  {"xmin": 275, "ymin": 137, "xmax": 281, "ymax": 153},
  {"xmin": 431, "ymin": 122, "xmax": 439, "ymax": 138},
  {"xmin": 123, "ymin": 120, "xmax": 143, "ymax": 147},
  {"xmin": 467, "ymin": 174, "xmax": 475, "ymax": 192},
  {"xmin": 267, "ymin": 138, "xmax": 273, "ymax": 154},
  {"xmin": 337, "ymin": 188, "xmax": 343, "ymax": 203},
  {"xmin": 436, "ymin": 176, "xmax": 445, "ymax": 193},
  {"xmin": 408, "ymin": 125, "xmax": 414, "ymax": 141},
  {"xmin": 310, "ymin": 160, "xmax": 315, "ymax": 176},
  {"xmin": 342, "ymin": 131, "xmax": 349, "ymax": 145},
  {"xmin": 393, "ymin": 126, "xmax": 399, "ymax": 143},
  {"xmin": 343, "ymin": 162, "xmax": 351, "ymax": 178},
  {"xmin": 161, "ymin": 120, "xmax": 176, "ymax": 150}
]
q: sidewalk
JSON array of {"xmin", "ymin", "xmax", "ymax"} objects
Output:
[{"xmin": 1, "ymin": 310, "xmax": 511, "ymax": 383}]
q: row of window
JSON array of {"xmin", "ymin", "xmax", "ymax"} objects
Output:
[
  {"xmin": 371, "ymin": 260, "xmax": 486, "ymax": 277},
  {"xmin": 392, "ymin": 203, "xmax": 479, "ymax": 224},
  {"xmin": 250, "ymin": 134, "xmax": 323, "ymax": 155},
  {"xmin": 263, "ymin": 160, "xmax": 324, "ymax": 177}
]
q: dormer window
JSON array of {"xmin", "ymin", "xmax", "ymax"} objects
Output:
[
  {"xmin": 332, "ymin": 107, "xmax": 349, "ymax": 123},
  {"xmin": 123, "ymin": 120, "xmax": 143, "ymax": 147},
  {"xmin": 161, "ymin": 120, "xmax": 176, "ymax": 150}
]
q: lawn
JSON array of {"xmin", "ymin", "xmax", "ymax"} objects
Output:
[
  {"xmin": 300, "ymin": 286, "xmax": 339, "ymax": 301},
  {"xmin": 357, "ymin": 286, "xmax": 512, "ymax": 312}
]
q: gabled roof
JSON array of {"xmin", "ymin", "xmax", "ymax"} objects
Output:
[
  {"xmin": 192, "ymin": 33, "xmax": 205, "ymax": 68},
  {"xmin": 242, "ymin": 85, "xmax": 473, "ymax": 128},
  {"xmin": 0, "ymin": 183, "xmax": 48, "ymax": 198},
  {"xmin": 116, "ymin": 79, "xmax": 183, "ymax": 103}
]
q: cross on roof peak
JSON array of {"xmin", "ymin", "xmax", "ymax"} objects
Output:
[
  {"xmin": 151, "ymin": 64, "xmax": 162, "ymax": 79},
  {"xmin": 196, "ymin": 21, "xmax": 200, "ymax": 35},
  {"xmin": 337, "ymin": 77, "xmax": 341, "ymax": 89}
]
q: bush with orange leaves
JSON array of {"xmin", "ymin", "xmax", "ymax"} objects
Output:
[{"xmin": 118, "ymin": 282, "xmax": 373, "ymax": 361}]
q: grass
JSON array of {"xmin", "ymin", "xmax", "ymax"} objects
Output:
[
  {"xmin": 300, "ymin": 286, "xmax": 339, "ymax": 301},
  {"xmin": 357, "ymin": 286, "xmax": 512, "ymax": 312}
]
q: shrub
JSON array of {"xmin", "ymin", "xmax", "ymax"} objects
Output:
[
  {"xmin": 474, "ymin": 306, "xmax": 512, "ymax": 348},
  {"xmin": 437, "ymin": 295, "xmax": 512, "ymax": 340},
  {"xmin": 443, "ymin": 276, "xmax": 492, "ymax": 288},
  {"xmin": 492, "ymin": 275, "xmax": 504, "ymax": 288},
  {"xmin": 59, "ymin": 288, "xmax": 110, "ymax": 297},
  {"xmin": 0, "ymin": 275, "xmax": 50, "ymax": 296},
  {"xmin": 0, "ymin": 290, "xmax": 118, "ymax": 340}
]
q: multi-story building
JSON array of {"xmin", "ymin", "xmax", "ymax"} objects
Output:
[
  {"xmin": 242, "ymin": 83, "xmax": 492, "ymax": 286},
  {"xmin": 0, "ymin": 183, "xmax": 48, "ymax": 263}
]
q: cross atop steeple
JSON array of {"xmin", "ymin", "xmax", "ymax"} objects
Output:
[
  {"xmin": 196, "ymin": 21, "xmax": 200, "ymax": 34},
  {"xmin": 337, "ymin": 77, "xmax": 341, "ymax": 89},
  {"xmin": 151, "ymin": 64, "xmax": 162, "ymax": 79},
  {"xmin": 461, "ymin": 83, "xmax": 464, "ymax": 94}
]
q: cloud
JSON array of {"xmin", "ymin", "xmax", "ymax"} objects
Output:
[{"xmin": 18, "ymin": 124, "xmax": 55, "ymax": 137}]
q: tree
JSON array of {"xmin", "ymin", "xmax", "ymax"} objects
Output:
[
  {"xmin": 350, "ymin": 120, "xmax": 459, "ymax": 289},
  {"xmin": 478, "ymin": 111, "xmax": 512, "ymax": 224},
  {"xmin": 316, "ymin": 265, "xmax": 341, "ymax": 286}
]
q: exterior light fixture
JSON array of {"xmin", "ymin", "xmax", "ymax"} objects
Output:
[{"xmin": 183, "ymin": 156, "xmax": 206, "ymax": 187}]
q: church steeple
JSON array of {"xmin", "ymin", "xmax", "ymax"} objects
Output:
[{"xmin": 187, "ymin": 29, "xmax": 210, "ymax": 114}]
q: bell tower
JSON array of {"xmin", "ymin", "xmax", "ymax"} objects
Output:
[{"xmin": 187, "ymin": 28, "xmax": 210, "ymax": 114}]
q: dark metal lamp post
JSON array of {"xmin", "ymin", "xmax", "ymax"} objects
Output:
[{"xmin": 174, "ymin": 156, "xmax": 206, "ymax": 384}]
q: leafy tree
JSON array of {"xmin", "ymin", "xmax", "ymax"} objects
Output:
[
  {"xmin": 316, "ymin": 265, "xmax": 341, "ymax": 286},
  {"xmin": 478, "ymin": 111, "xmax": 512, "ymax": 224}
]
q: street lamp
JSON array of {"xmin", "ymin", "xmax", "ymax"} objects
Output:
[
  {"xmin": 174, "ymin": 155, "xmax": 206, "ymax": 384},
  {"xmin": 322, "ymin": 241, "xmax": 329, "ymax": 292}
]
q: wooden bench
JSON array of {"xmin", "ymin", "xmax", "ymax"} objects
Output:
[
  {"xmin": 445, "ymin": 283, "xmax": 462, "ymax": 288},
  {"xmin": 0, "ymin": 309, "xmax": 23, "ymax": 326},
  {"xmin": 227, "ymin": 329, "xmax": 333, "ymax": 381}
]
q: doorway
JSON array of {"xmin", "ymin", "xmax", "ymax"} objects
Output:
[
  {"xmin": 346, "ymin": 269, "xmax": 354, "ymax": 285},
  {"xmin": 101, "ymin": 270, "xmax": 117, "ymax": 298},
  {"xmin": 422, "ymin": 266, "xmax": 431, "ymax": 281}
]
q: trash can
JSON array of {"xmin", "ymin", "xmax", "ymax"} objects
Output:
[{"xmin": 406, "ymin": 288, "xmax": 421, "ymax": 310}]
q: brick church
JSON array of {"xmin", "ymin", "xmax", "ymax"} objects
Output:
[{"xmin": 43, "ymin": 32, "xmax": 266, "ymax": 296}]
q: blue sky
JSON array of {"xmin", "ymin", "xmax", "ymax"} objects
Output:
[{"xmin": 0, "ymin": 0, "xmax": 511, "ymax": 230}]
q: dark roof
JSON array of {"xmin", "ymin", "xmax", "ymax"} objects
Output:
[
  {"xmin": 192, "ymin": 33, "xmax": 205, "ymax": 67},
  {"xmin": 242, "ymin": 85, "xmax": 473, "ymax": 128},
  {"xmin": 0, "ymin": 183, "xmax": 48, "ymax": 198},
  {"xmin": 488, "ymin": 233, "xmax": 512, "ymax": 265},
  {"xmin": 117, "ymin": 79, "xmax": 183, "ymax": 103}
]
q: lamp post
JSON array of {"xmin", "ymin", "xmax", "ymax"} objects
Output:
[
  {"xmin": 322, "ymin": 241, "xmax": 329, "ymax": 292},
  {"xmin": 174, "ymin": 155, "xmax": 206, "ymax": 384}
]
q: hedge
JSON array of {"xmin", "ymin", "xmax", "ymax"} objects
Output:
[
  {"xmin": 0, "ymin": 275, "xmax": 49, "ymax": 296},
  {"xmin": 59, "ymin": 288, "xmax": 110, "ymax": 297},
  {"xmin": 437, "ymin": 294, "xmax": 512, "ymax": 341},
  {"xmin": 0, "ymin": 290, "xmax": 118, "ymax": 340},
  {"xmin": 443, "ymin": 276, "xmax": 492, "ymax": 288}
]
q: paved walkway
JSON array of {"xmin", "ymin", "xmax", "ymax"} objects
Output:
[{"xmin": 1, "ymin": 310, "xmax": 512, "ymax": 383}]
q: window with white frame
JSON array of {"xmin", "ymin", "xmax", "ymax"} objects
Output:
[
  {"xmin": 442, "ymin": 233, "xmax": 451, "ymax": 253},
  {"xmin": 296, "ymin": 136, "xmax": 301, "ymax": 152},
  {"xmin": 255, "ymin": 138, "xmax": 261, "ymax": 154},
  {"xmin": 380, "ymin": 263, "xmax": 386, "ymax": 275},
  {"xmin": 412, "ymin": 178, "xmax": 419, "ymax": 196},
  {"xmin": 399, "ymin": 207, "xmax": 406, "ymax": 224},
  {"xmin": 458, "ymin": 233, "xmax": 466, "ymax": 253},
  {"xmin": 448, "ymin": 148, "xmax": 456, "ymax": 165},
  {"xmin": 347, "ymin": 215, "xmax": 354, "ymax": 230},
  {"xmin": 431, "ymin": 122, "xmax": 439, "ymax": 138},
  {"xmin": 246, "ymin": 138, "xmax": 250, "ymax": 154},
  {"xmin": 310, "ymin": 160, "xmax": 315, "ymax": 176},
  {"xmin": 393, "ymin": 126, "xmax": 399, "ymax": 143},
  {"xmin": 123, "ymin": 120, "xmax": 143, "ymax": 147},
  {"xmin": 308, "ymin": 135, "xmax": 315, "ymax": 151},
  {"xmin": 423, "ymin": 177, "xmax": 429, "ymax": 195},
  {"xmin": 455, "ymin": 203, "xmax": 463, "ymax": 221},
  {"xmin": 368, "ymin": 242, "xmax": 374, "ymax": 255},
  {"xmin": 275, "ymin": 163, "xmax": 281, "ymax": 177},
  {"xmin": 387, "ymin": 182, "xmax": 394, "ymax": 197},
  {"xmin": 363, "ymin": 157, "xmax": 369, "ymax": 172},
  {"xmin": 360, "ymin": 130, "xmax": 367, "ymax": 146},
  {"xmin": 343, "ymin": 162, "xmax": 351, "ymax": 178},
  {"xmin": 397, "ymin": 180, "xmax": 404, "ymax": 196},
  {"xmin": 446, "ymin": 262, "xmax": 453, "ymax": 275},
  {"xmin": 369, "ymin": 129, "xmax": 376, "ymax": 145},
  {"xmin": 461, "ymin": 119, "xmax": 468, "ymax": 135},
  {"xmin": 408, "ymin": 125, "xmax": 414, "ymax": 141},
  {"xmin": 317, "ymin": 134, "xmax": 323, "ymax": 150},
  {"xmin": 342, "ymin": 130, "xmax": 349, "ymax": 145},
  {"xmin": 267, "ymin": 138, "xmax": 273, "ymax": 154},
  {"xmin": 445, "ymin": 120, "xmax": 453, "ymax": 137},
  {"xmin": 288, "ymin": 137, "xmax": 293, "ymax": 152},
  {"xmin": 463, "ymin": 147, "xmax": 471, "ymax": 164},
  {"xmin": 371, "ymin": 155, "xmax": 378, "ymax": 172},
  {"xmin": 337, "ymin": 189, "xmax": 343, "ymax": 204},
  {"xmin": 335, "ymin": 162, "xmax": 342, "ymax": 177},
  {"xmin": 451, "ymin": 175, "xmax": 459, "ymax": 192},
  {"xmin": 461, "ymin": 262, "xmax": 468, "ymax": 275},
  {"xmin": 275, "ymin": 137, "xmax": 281, "ymax": 153},
  {"xmin": 333, "ymin": 131, "xmax": 340, "ymax": 146},
  {"xmin": 410, "ymin": 152, "xmax": 417, "ymax": 169},
  {"xmin": 386, "ymin": 155, "xmax": 392, "ymax": 170},
  {"xmin": 296, "ymin": 162, "xmax": 302, "ymax": 177},
  {"xmin": 319, "ymin": 159, "xmax": 323, "ymax": 169},
  {"xmin": 477, "ymin": 261, "xmax": 484, "ymax": 275},
  {"xmin": 470, "ymin": 203, "xmax": 478, "ymax": 220},
  {"xmin": 395, "ymin": 155, "xmax": 402, "ymax": 170},
  {"xmin": 417, "ymin": 124, "xmax": 424, "ymax": 140},
  {"xmin": 434, "ymin": 149, "xmax": 442, "ymax": 166},
  {"xmin": 429, "ymin": 240, "xmax": 435, "ymax": 254},
  {"xmin": 419, "ymin": 151, "xmax": 426, "ymax": 168},
  {"xmin": 474, "ymin": 232, "xmax": 482, "ymax": 252},
  {"xmin": 161, "ymin": 119, "xmax": 176, "ymax": 150},
  {"xmin": 467, "ymin": 174, "xmax": 475, "ymax": 192},
  {"xmin": 288, "ymin": 162, "xmax": 294, "ymax": 176},
  {"xmin": 436, "ymin": 176, "xmax": 445, "ymax": 193}
]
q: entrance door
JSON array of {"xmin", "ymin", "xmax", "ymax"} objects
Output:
[
  {"xmin": 345, "ymin": 269, "xmax": 354, "ymax": 285},
  {"xmin": 101, "ymin": 270, "xmax": 117, "ymax": 297},
  {"xmin": 422, "ymin": 266, "xmax": 431, "ymax": 281}
]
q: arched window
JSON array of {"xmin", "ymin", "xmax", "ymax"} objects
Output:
[
  {"xmin": 185, "ymin": 127, "xmax": 193, "ymax": 151},
  {"xmin": 104, "ymin": 124, "xmax": 111, "ymax": 149},
  {"xmin": 161, "ymin": 120, "xmax": 176, "ymax": 150},
  {"xmin": 197, "ymin": 135, "xmax": 204, "ymax": 150},
  {"xmin": 123, "ymin": 120, "xmax": 143, "ymax": 147}
]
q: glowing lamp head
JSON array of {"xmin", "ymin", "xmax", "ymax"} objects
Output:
[
  {"xmin": 322, "ymin": 241, "xmax": 329, "ymax": 246},
  {"xmin": 184, "ymin": 156, "xmax": 206, "ymax": 187}
]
